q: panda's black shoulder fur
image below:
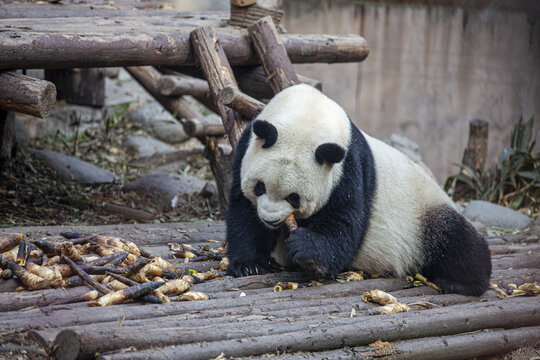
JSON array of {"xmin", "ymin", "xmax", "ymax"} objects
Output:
[{"xmin": 226, "ymin": 121, "xmax": 376, "ymax": 278}]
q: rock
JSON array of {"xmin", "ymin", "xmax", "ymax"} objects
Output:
[
  {"xmin": 105, "ymin": 68, "xmax": 152, "ymax": 106},
  {"xmin": 17, "ymin": 104, "xmax": 104, "ymax": 140},
  {"xmin": 128, "ymin": 102, "xmax": 189, "ymax": 144},
  {"xmin": 383, "ymin": 134, "xmax": 422, "ymax": 162},
  {"xmin": 123, "ymin": 135, "xmax": 177, "ymax": 159},
  {"xmin": 122, "ymin": 174, "xmax": 217, "ymax": 211},
  {"xmin": 32, "ymin": 149, "xmax": 119, "ymax": 184},
  {"xmin": 463, "ymin": 200, "xmax": 531, "ymax": 230},
  {"xmin": 148, "ymin": 160, "xmax": 188, "ymax": 175}
]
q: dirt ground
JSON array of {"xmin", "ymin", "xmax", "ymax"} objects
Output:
[{"xmin": 0, "ymin": 106, "xmax": 221, "ymax": 228}]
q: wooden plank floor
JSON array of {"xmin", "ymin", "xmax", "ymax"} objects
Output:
[{"xmin": 0, "ymin": 221, "xmax": 538, "ymax": 360}]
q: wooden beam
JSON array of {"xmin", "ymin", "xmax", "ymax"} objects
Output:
[
  {"xmin": 0, "ymin": 17, "xmax": 369, "ymax": 69},
  {"xmin": 158, "ymin": 74, "xmax": 210, "ymax": 98},
  {"xmin": 165, "ymin": 66, "xmax": 322, "ymax": 100},
  {"xmin": 45, "ymin": 68, "xmax": 105, "ymax": 107},
  {"xmin": 190, "ymin": 26, "xmax": 247, "ymax": 150},
  {"xmin": 218, "ymin": 87, "xmax": 264, "ymax": 120},
  {"xmin": 228, "ymin": 3, "xmax": 283, "ymax": 28},
  {"xmin": 184, "ymin": 115, "xmax": 226, "ymax": 137},
  {"xmin": 248, "ymin": 16, "xmax": 300, "ymax": 94},
  {"xmin": 462, "ymin": 118, "xmax": 489, "ymax": 171},
  {"xmin": 0, "ymin": 72, "xmax": 56, "ymax": 118},
  {"xmin": 0, "ymin": 110, "xmax": 16, "ymax": 162}
]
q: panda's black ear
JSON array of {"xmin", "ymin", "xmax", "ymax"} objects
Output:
[
  {"xmin": 252, "ymin": 120, "xmax": 278, "ymax": 148},
  {"xmin": 315, "ymin": 143, "xmax": 346, "ymax": 165}
]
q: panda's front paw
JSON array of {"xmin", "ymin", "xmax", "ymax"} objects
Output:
[
  {"xmin": 227, "ymin": 257, "xmax": 270, "ymax": 277},
  {"xmin": 285, "ymin": 228, "xmax": 328, "ymax": 277}
]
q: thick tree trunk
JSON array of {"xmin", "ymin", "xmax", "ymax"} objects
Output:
[
  {"xmin": 0, "ymin": 17, "xmax": 369, "ymax": 69},
  {"xmin": 45, "ymin": 68, "xmax": 105, "ymax": 107},
  {"xmin": 248, "ymin": 16, "xmax": 300, "ymax": 94},
  {"xmin": 0, "ymin": 72, "xmax": 56, "ymax": 118}
]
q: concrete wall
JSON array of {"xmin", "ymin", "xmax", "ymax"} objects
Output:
[{"xmin": 283, "ymin": 1, "xmax": 540, "ymax": 182}]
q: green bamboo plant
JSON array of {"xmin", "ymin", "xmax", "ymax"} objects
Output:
[{"xmin": 445, "ymin": 116, "xmax": 539, "ymax": 214}]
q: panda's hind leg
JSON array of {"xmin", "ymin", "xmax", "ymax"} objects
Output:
[{"xmin": 419, "ymin": 205, "xmax": 492, "ymax": 296}]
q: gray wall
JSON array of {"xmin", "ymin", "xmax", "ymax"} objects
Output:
[{"xmin": 283, "ymin": 1, "xmax": 540, "ymax": 181}]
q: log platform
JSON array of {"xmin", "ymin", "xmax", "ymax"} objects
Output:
[{"xmin": 0, "ymin": 221, "xmax": 538, "ymax": 359}]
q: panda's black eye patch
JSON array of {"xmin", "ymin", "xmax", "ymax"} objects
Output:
[
  {"xmin": 286, "ymin": 193, "xmax": 300, "ymax": 209},
  {"xmin": 254, "ymin": 181, "xmax": 266, "ymax": 197}
]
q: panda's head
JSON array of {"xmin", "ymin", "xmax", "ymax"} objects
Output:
[{"xmin": 240, "ymin": 84, "xmax": 351, "ymax": 229}]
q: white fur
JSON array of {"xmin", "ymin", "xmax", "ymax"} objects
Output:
[
  {"xmin": 240, "ymin": 84, "xmax": 351, "ymax": 225},
  {"xmin": 349, "ymin": 133, "xmax": 453, "ymax": 276}
]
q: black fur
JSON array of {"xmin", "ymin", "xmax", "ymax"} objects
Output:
[
  {"xmin": 226, "ymin": 121, "xmax": 376, "ymax": 278},
  {"xmin": 252, "ymin": 120, "xmax": 278, "ymax": 148},
  {"xmin": 315, "ymin": 143, "xmax": 346, "ymax": 165},
  {"xmin": 420, "ymin": 205, "xmax": 492, "ymax": 296}
]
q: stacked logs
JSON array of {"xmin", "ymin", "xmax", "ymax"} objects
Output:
[
  {"xmin": 0, "ymin": 221, "xmax": 539, "ymax": 360},
  {"xmin": 0, "ymin": 232, "xmax": 223, "ymax": 307}
]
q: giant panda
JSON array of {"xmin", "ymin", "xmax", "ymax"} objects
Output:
[{"xmin": 226, "ymin": 84, "xmax": 492, "ymax": 296}]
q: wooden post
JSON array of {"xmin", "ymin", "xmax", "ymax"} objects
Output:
[
  {"xmin": 190, "ymin": 26, "xmax": 247, "ymax": 150},
  {"xmin": 0, "ymin": 72, "xmax": 56, "ymax": 118},
  {"xmin": 184, "ymin": 115, "xmax": 226, "ymax": 137},
  {"xmin": 125, "ymin": 66, "xmax": 232, "ymax": 213},
  {"xmin": 228, "ymin": 2, "xmax": 283, "ymax": 29},
  {"xmin": 158, "ymin": 74, "xmax": 210, "ymax": 98},
  {"xmin": 219, "ymin": 87, "xmax": 264, "ymax": 120},
  {"xmin": 0, "ymin": 110, "xmax": 16, "ymax": 162},
  {"xmin": 45, "ymin": 68, "xmax": 105, "ymax": 107},
  {"xmin": 248, "ymin": 16, "xmax": 300, "ymax": 94},
  {"xmin": 462, "ymin": 119, "xmax": 489, "ymax": 172}
]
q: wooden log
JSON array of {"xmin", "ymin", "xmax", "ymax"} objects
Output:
[
  {"xmin": 0, "ymin": 286, "xmax": 94, "ymax": 312},
  {"xmin": 235, "ymin": 67, "xmax": 322, "ymax": 100},
  {"xmin": 157, "ymin": 74, "xmax": 210, "ymax": 98},
  {"xmin": 183, "ymin": 114, "xmax": 225, "ymax": 137},
  {"xmin": 45, "ymin": 68, "xmax": 105, "ymax": 107},
  {"xmin": 219, "ymin": 87, "xmax": 264, "ymax": 119},
  {"xmin": 462, "ymin": 119, "xmax": 489, "ymax": 171},
  {"xmin": 103, "ymin": 204, "xmax": 155, "ymax": 223},
  {"xmin": 1, "ymin": 277, "xmax": 406, "ymax": 331},
  {"xmin": 33, "ymin": 291, "xmax": 486, "ymax": 360},
  {"xmin": 190, "ymin": 26, "xmax": 247, "ymax": 150},
  {"xmin": 228, "ymin": 3, "xmax": 283, "ymax": 28},
  {"xmin": 230, "ymin": 0, "xmax": 257, "ymax": 7},
  {"xmin": 248, "ymin": 16, "xmax": 300, "ymax": 94},
  {"xmin": 0, "ymin": 4, "xmax": 222, "ymax": 19},
  {"xmin": 164, "ymin": 66, "xmax": 322, "ymax": 100},
  {"xmin": 0, "ymin": 110, "xmax": 16, "ymax": 161},
  {"xmin": 0, "ymin": 18, "xmax": 370, "ymax": 69},
  {"xmin": 492, "ymin": 253, "xmax": 540, "ymax": 270},
  {"xmin": 98, "ymin": 297, "xmax": 540, "ymax": 360},
  {"xmin": 0, "ymin": 72, "xmax": 56, "ymax": 118},
  {"xmin": 271, "ymin": 326, "xmax": 540, "ymax": 360},
  {"xmin": 28, "ymin": 290, "xmax": 493, "ymax": 359}
]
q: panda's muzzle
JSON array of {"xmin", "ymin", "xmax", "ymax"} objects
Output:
[{"xmin": 261, "ymin": 219, "xmax": 282, "ymax": 228}]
